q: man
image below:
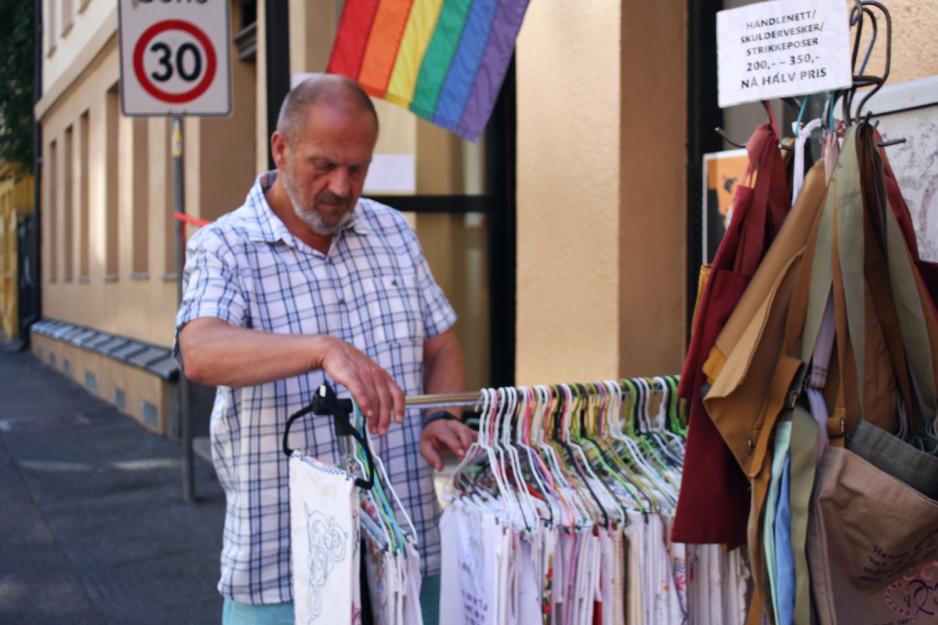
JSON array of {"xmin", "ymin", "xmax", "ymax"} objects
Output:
[{"xmin": 175, "ymin": 74, "xmax": 475, "ymax": 625}]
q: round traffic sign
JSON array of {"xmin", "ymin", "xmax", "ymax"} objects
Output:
[{"xmin": 132, "ymin": 19, "xmax": 217, "ymax": 104}]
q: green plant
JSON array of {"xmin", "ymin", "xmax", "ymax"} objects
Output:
[{"xmin": 0, "ymin": 0, "xmax": 35, "ymax": 176}]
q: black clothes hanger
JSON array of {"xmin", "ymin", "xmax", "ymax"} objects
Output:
[{"xmin": 282, "ymin": 382, "xmax": 376, "ymax": 490}]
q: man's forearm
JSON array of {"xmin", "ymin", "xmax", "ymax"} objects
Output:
[
  {"xmin": 179, "ymin": 317, "xmax": 406, "ymax": 431},
  {"xmin": 178, "ymin": 317, "xmax": 324, "ymax": 387}
]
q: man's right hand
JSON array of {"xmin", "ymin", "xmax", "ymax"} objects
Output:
[{"xmin": 313, "ymin": 336, "xmax": 405, "ymax": 435}]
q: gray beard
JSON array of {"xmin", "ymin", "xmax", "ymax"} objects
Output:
[{"xmin": 282, "ymin": 175, "xmax": 352, "ymax": 236}]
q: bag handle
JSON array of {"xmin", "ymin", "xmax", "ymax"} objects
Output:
[
  {"xmin": 857, "ymin": 134, "xmax": 916, "ymax": 425},
  {"xmin": 737, "ymin": 124, "xmax": 789, "ymax": 275},
  {"xmin": 878, "ymin": 173, "xmax": 938, "ymax": 436},
  {"xmin": 835, "ymin": 128, "xmax": 869, "ymax": 424},
  {"xmin": 833, "ymin": 125, "xmax": 938, "ymax": 439},
  {"xmin": 282, "ymin": 383, "xmax": 376, "ymax": 490}
]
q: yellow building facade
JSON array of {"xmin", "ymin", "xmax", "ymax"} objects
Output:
[
  {"xmin": 0, "ymin": 163, "xmax": 34, "ymax": 340},
  {"xmin": 33, "ymin": 0, "xmax": 938, "ymax": 434}
]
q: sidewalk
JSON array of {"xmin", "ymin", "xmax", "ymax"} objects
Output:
[{"xmin": 0, "ymin": 342, "xmax": 226, "ymax": 625}]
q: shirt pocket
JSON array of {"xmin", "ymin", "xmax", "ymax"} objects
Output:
[{"xmin": 360, "ymin": 273, "xmax": 424, "ymax": 347}]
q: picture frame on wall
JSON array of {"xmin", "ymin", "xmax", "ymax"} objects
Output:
[{"xmin": 701, "ymin": 148, "xmax": 748, "ymax": 265}]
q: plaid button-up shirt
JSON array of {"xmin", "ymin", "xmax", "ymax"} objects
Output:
[{"xmin": 175, "ymin": 172, "xmax": 456, "ymax": 604}]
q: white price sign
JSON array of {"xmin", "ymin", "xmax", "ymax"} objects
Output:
[
  {"xmin": 717, "ymin": 0, "xmax": 852, "ymax": 108},
  {"xmin": 118, "ymin": 0, "xmax": 231, "ymax": 116}
]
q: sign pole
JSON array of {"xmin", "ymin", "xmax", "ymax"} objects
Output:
[
  {"xmin": 118, "ymin": 0, "xmax": 230, "ymax": 503},
  {"xmin": 173, "ymin": 115, "xmax": 195, "ymax": 503}
]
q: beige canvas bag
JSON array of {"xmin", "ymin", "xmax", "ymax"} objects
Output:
[{"xmin": 809, "ymin": 447, "xmax": 938, "ymax": 625}]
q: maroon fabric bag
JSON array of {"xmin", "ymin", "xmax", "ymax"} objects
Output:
[{"xmin": 673, "ymin": 123, "xmax": 791, "ymax": 545}]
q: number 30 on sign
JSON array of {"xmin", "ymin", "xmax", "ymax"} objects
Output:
[{"xmin": 118, "ymin": 0, "xmax": 231, "ymax": 116}]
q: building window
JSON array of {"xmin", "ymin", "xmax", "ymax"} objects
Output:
[
  {"xmin": 64, "ymin": 124, "xmax": 74, "ymax": 282},
  {"xmin": 61, "ymin": 0, "xmax": 73, "ymax": 36},
  {"xmin": 47, "ymin": 139, "xmax": 57, "ymax": 282},
  {"xmin": 79, "ymin": 111, "xmax": 90, "ymax": 280},
  {"xmin": 46, "ymin": 0, "xmax": 57, "ymax": 56},
  {"xmin": 105, "ymin": 86, "xmax": 119, "ymax": 280},
  {"xmin": 131, "ymin": 118, "xmax": 148, "ymax": 278}
]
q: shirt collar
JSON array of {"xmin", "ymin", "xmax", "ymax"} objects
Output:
[{"xmin": 246, "ymin": 170, "xmax": 371, "ymax": 245}]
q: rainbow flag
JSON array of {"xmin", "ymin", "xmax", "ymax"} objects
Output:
[{"xmin": 327, "ymin": 0, "xmax": 530, "ymax": 141}]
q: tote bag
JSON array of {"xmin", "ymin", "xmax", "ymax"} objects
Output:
[
  {"xmin": 283, "ymin": 385, "xmax": 377, "ymax": 625},
  {"xmin": 806, "ymin": 123, "xmax": 938, "ymax": 625},
  {"xmin": 289, "ymin": 454, "xmax": 362, "ymax": 625},
  {"xmin": 674, "ymin": 121, "xmax": 791, "ymax": 545},
  {"xmin": 809, "ymin": 446, "xmax": 938, "ymax": 625}
]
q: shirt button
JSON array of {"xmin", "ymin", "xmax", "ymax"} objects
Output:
[{"xmin": 338, "ymin": 298, "xmax": 346, "ymax": 305}]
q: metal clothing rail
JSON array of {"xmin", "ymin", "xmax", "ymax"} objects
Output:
[
  {"xmin": 404, "ymin": 392, "xmax": 483, "ymax": 409},
  {"xmin": 402, "ymin": 378, "xmax": 681, "ymax": 410}
]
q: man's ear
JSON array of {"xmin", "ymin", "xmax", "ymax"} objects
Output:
[{"xmin": 271, "ymin": 131, "xmax": 288, "ymax": 169}]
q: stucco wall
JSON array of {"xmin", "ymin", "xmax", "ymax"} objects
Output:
[
  {"xmin": 618, "ymin": 0, "xmax": 688, "ymax": 378},
  {"xmin": 515, "ymin": 0, "xmax": 623, "ymax": 385},
  {"xmin": 515, "ymin": 0, "xmax": 687, "ymax": 385},
  {"xmin": 866, "ymin": 0, "xmax": 938, "ymax": 85}
]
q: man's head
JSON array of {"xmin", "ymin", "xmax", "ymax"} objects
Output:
[{"xmin": 272, "ymin": 74, "xmax": 379, "ymax": 236}]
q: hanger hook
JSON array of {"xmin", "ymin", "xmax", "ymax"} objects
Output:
[{"xmin": 854, "ymin": 1, "xmax": 892, "ymax": 123}]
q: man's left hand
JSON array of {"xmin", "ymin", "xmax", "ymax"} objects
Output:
[{"xmin": 419, "ymin": 419, "xmax": 476, "ymax": 471}]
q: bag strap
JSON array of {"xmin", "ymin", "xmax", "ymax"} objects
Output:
[
  {"xmin": 857, "ymin": 134, "xmax": 917, "ymax": 424},
  {"xmin": 876, "ymin": 141, "xmax": 938, "ymax": 438},
  {"xmin": 789, "ymin": 406, "xmax": 819, "ymax": 625},
  {"xmin": 835, "ymin": 129, "xmax": 869, "ymax": 424},
  {"xmin": 738, "ymin": 124, "xmax": 790, "ymax": 274},
  {"xmin": 849, "ymin": 125, "xmax": 938, "ymax": 440}
]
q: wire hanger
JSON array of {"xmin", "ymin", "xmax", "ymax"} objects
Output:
[
  {"xmin": 352, "ymin": 402, "xmax": 410, "ymax": 551},
  {"xmin": 715, "ymin": 100, "xmax": 786, "ymax": 149},
  {"xmin": 538, "ymin": 385, "xmax": 594, "ymax": 528},
  {"xmin": 494, "ymin": 387, "xmax": 535, "ymax": 531},
  {"xmin": 845, "ymin": 0, "xmax": 892, "ymax": 124},
  {"xmin": 836, "ymin": 0, "xmax": 904, "ymax": 149},
  {"xmin": 563, "ymin": 383, "xmax": 624, "ymax": 527},
  {"xmin": 514, "ymin": 386, "xmax": 558, "ymax": 526}
]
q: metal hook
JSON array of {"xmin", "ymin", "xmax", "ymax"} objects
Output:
[
  {"xmin": 714, "ymin": 100, "xmax": 783, "ymax": 149},
  {"xmin": 856, "ymin": 6, "xmax": 879, "ymax": 77},
  {"xmin": 854, "ymin": 1, "xmax": 892, "ymax": 123},
  {"xmin": 715, "ymin": 126, "xmax": 747, "ymax": 149}
]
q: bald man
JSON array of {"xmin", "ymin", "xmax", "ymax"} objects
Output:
[{"xmin": 176, "ymin": 74, "xmax": 474, "ymax": 625}]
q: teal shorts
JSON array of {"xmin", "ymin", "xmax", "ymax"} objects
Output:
[
  {"xmin": 222, "ymin": 573, "xmax": 441, "ymax": 625},
  {"xmin": 222, "ymin": 599, "xmax": 294, "ymax": 625}
]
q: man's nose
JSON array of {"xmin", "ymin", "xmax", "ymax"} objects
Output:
[{"xmin": 327, "ymin": 168, "xmax": 352, "ymax": 198}]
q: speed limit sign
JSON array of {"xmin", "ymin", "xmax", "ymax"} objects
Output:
[{"xmin": 118, "ymin": 0, "xmax": 231, "ymax": 116}]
